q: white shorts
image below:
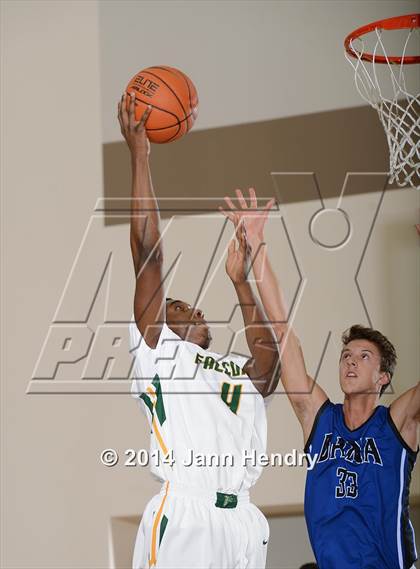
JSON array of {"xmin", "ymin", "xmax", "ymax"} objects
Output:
[{"xmin": 132, "ymin": 482, "xmax": 269, "ymax": 569}]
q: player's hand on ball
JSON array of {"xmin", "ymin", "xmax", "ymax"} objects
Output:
[
  {"xmin": 118, "ymin": 92, "xmax": 152, "ymax": 158},
  {"xmin": 219, "ymin": 188, "xmax": 275, "ymax": 241},
  {"xmin": 225, "ymin": 222, "xmax": 250, "ymax": 285}
]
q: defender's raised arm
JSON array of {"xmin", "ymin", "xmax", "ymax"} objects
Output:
[
  {"xmin": 220, "ymin": 189, "xmax": 328, "ymax": 442},
  {"xmin": 224, "ymin": 221, "xmax": 280, "ymax": 397},
  {"xmin": 390, "ymin": 381, "xmax": 420, "ymax": 451},
  {"xmin": 118, "ymin": 93, "xmax": 164, "ymax": 348}
]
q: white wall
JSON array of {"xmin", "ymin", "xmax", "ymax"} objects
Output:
[
  {"xmin": 1, "ymin": 1, "xmax": 107, "ymax": 567},
  {"xmin": 99, "ymin": 0, "xmax": 420, "ymax": 141}
]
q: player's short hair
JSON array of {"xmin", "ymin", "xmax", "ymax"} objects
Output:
[{"xmin": 341, "ymin": 324, "xmax": 397, "ymax": 396}]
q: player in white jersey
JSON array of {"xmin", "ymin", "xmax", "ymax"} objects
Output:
[{"xmin": 118, "ymin": 93, "xmax": 280, "ymax": 569}]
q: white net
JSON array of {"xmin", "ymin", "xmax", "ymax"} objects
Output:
[{"xmin": 345, "ymin": 25, "xmax": 420, "ymax": 190}]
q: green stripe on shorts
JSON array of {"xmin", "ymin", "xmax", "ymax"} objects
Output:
[{"xmin": 159, "ymin": 514, "xmax": 168, "ymax": 545}]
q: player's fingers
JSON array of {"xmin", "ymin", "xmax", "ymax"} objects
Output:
[
  {"xmin": 249, "ymin": 187, "xmax": 257, "ymax": 209},
  {"xmin": 229, "ymin": 211, "xmax": 241, "ymax": 226},
  {"xmin": 137, "ymin": 105, "xmax": 152, "ymax": 129},
  {"xmin": 120, "ymin": 92, "xmax": 128, "ymax": 125},
  {"xmin": 224, "ymin": 196, "xmax": 236, "ymax": 211},
  {"xmin": 235, "ymin": 188, "xmax": 248, "ymax": 209},
  {"xmin": 218, "ymin": 206, "xmax": 236, "ymax": 222},
  {"xmin": 233, "ymin": 213, "xmax": 243, "ymax": 229},
  {"xmin": 117, "ymin": 101, "xmax": 123, "ymax": 129},
  {"xmin": 264, "ymin": 198, "xmax": 276, "ymax": 212},
  {"xmin": 128, "ymin": 91, "xmax": 136, "ymax": 128}
]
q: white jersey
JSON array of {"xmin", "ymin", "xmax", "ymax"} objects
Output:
[{"xmin": 129, "ymin": 317, "xmax": 268, "ymax": 494}]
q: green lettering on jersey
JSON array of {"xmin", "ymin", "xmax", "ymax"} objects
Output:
[
  {"xmin": 140, "ymin": 393, "xmax": 154, "ymax": 434},
  {"xmin": 230, "ymin": 362, "xmax": 242, "ymax": 377},
  {"xmin": 213, "ymin": 360, "xmax": 224, "ymax": 373},
  {"xmin": 152, "ymin": 374, "xmax": 166, "ymax": 426},
  {"xmin": 221, "ymin": 382, "xmax": 242, "ymax": 414},
  {"xmin": 222, "ymin": 361, "xmax": 231, "ymax": 376},
  {"xmin": 195, "ymin": 352, "xmax": 245, "ymax": 379},
  {"xmin": 203, "ymin": 356, "xmax": 215, "ymax": 370},
  {"xmin": 140, "ymin": 393, "xmax": 153, "ymax": 417}
]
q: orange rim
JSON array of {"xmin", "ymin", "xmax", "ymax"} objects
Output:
[{"xmin": 345, "ymin": 13, "xmax": 420, "ymax": 64}]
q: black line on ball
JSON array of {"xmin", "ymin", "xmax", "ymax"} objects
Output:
[
  {"xmin": 133, "ymin": 95, "xmax": 182, "ymax": 139},
  {"xmin": 145, "ymin": 68, "xmax": 188, "ymax": 121},
  {"xmin": 154, "ymin": 66, "xmax": 192, "ymax": 109},
  {"xmin": 154, "ymin": 66, "xmax": 194, "ymax": 129},
  {"xmin": 131, "ymin": 96, "xmax": 180, "ymax": 123},
  {"xmin": 146, "ymin": 111, "xmax": 194, "ymax": 131}
]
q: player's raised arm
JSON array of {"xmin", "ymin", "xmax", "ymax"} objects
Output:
[
  {"xmin": 224, "ymin": 219, "xmax": 280, "ymax": 398},
  {"xmin": 220, "ymin": 189, "xmax": 328, "ymax": 442},
  {"xmin": 118, "ymin": 93, "xmax": 164, "ymax": 348},
  {"xmin": 389, "ymin": 381, "xmax": 420, "ymax": 451}
]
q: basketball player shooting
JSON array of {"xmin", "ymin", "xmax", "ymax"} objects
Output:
[
  {"xmin": 118, "ymin": 94, "xmax": 280, "ymax": 569},
  {"xmin": 220, "ymin": 188, "xmax": 419, "ymax": 569}
]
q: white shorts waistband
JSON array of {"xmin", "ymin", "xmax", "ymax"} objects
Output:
[{"xmin": 160, "ymin": 481, "xmax": 250, "ymax": 506}]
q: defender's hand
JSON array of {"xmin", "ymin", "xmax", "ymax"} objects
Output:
[
  {"xmin": 219, "ymin": 188, "xmax": 275, "ymax": 241},
  {"xmin": 225, "ymin": 222, "xmax": 249, "ymax": 285},
  {"xmin": 118, "ymin": 92, "xmax": 152, "ymax": 158}
]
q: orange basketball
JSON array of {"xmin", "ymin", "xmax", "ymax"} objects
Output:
[{"xmin": 125, "ymin": 66, "xmax": 199, "ymax": 144}]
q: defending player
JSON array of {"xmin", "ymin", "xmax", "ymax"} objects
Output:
[
  {"xmin": 220, "ymin": 188, "xmax": 419, "ymax": 569},
  {"xmin": 118, "ymin": 94, "xmax": 280, "ymax": 569}
]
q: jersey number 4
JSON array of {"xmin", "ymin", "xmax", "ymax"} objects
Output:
[
  {"xmin": 221, "ymin": 382, "xmax": 242, "ymax": 414},
  {"xmin": 335, "ymin": 467, "xmax": 358, "ymax": 499}
]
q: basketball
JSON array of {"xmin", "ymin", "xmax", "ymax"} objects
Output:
[{"xmin": 125, "ymin": 66, "xmax": 199, "ymax": 144}]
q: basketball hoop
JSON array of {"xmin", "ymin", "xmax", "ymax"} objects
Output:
[{"xmin": 344, "ymin": 13, "xmax": 420, "ymax": 190}]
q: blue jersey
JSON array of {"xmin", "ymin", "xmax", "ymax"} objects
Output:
[{"xmin": 304, "ymin": 400, "xmax": 418, "ymax": 569}]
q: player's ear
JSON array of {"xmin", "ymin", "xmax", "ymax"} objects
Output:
[{"xmin": 378, "ymin": 371, "xmax": 391, "ymax": 390}]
